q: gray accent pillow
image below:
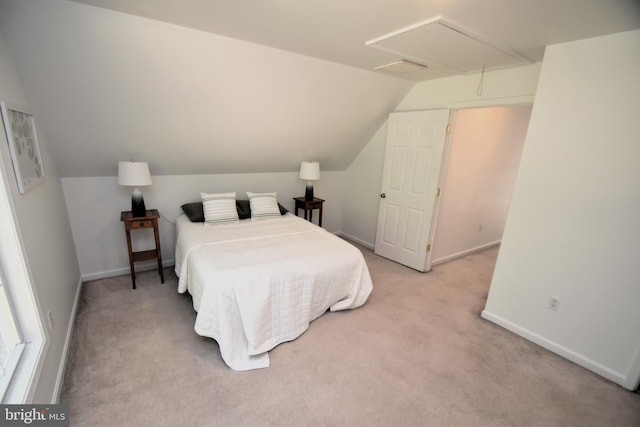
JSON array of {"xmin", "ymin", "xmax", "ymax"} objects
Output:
[{"xmin": 181, "ymin": 202, "xmax": 204, "ymax": 222}]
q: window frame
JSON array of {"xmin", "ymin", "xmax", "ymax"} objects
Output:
[
  {"xmin": 0, "ymin": 273, "xmax": 26, "ymax": 401},
  {"xmin": 0, "ymin": 138, "xmax": 48, "ymax": 404}
]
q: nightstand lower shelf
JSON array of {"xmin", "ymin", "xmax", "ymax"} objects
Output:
[{"xmin": 131, "ymin": 249, "xmax": 160, "ymax": 262}]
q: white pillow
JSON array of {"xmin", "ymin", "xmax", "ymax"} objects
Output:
[
  {"xmin": 247, "ymin": 192, "xmax": 281, "ymax": 219},
  {"xmin": 201, "ymin": 192, "xmax": 239, "ymax": 224}
]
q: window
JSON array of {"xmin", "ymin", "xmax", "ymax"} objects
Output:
[
  {"xmin": 0, "ymin": 151, "xmax": 45, "ymax": 403},
  {"xmin": 0, "ymin": 274, "xmax": 25, "ymax": 401}
]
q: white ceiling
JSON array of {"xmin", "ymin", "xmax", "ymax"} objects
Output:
[{"xmin": 70, "ymin": 0, "xmax": 640, "ymax": 81}]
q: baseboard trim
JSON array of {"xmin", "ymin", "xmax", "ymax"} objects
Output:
[
  {"xmin": 81, "ymin": 259, "xmax": 175, "ymax": 282},
  {"xmin": 51, "ymin": 276, "xmax": 82, "ymax": 403},
  {"xmin": 480, "ymin": 310, "xmax": 631, "ymax": 389},
  {"xmin": 432, "ymin": 241, "xmax": 501, "ymax": 266},
  {"xmin": 337, "ymin": 232, "xmax": 374, "ymax": 250}
]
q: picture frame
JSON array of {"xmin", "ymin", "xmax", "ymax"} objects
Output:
[{"xmin": 0, "ymin": 102, "xmax": 44, "ymax": 194}]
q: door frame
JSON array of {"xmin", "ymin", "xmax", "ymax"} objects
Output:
[
  {"xmin": 422, "ymin": 112, "xmax": 453, "ymax": 272},
  {"xmin": 426, "ymin": 96, "xmax": 535, "ymax": 270}
]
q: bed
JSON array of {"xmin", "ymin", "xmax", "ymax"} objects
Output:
[{"xmin": 174, "ymin": 212, "xmax": 373, "ymax": 371}]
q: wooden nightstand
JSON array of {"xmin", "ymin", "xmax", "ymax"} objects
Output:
[
  {"xmin": 293, "ymin": 197, "xmax": 325, "ymax": 227},
  {"xmin": 120, "ymin": 209, "xmax": 164, "ymax": 289}
]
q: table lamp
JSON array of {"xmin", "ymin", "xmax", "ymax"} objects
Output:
[
  {"xmin": 299, "ymin": 161, "xmax": 320, "ymax": 201},
  {"xmin": 118, "ymin": 160, "xmax": 152, "ymax": 217}
]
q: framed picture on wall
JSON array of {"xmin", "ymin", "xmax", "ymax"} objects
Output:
[{"xmin": 0, "ymin": 102, "xmax": 44, "ymax": 194}]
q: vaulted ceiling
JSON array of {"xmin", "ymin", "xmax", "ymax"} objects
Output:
[
  {"xmin": 70, "ymin": 0, "xmax": 640, "ymax": 81},
  {"xmin": 1, "ymin": 0, "xmax": 638, "ymax": 177}
]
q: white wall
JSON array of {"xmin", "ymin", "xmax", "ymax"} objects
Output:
[
  {"xmin": 482, "ymin": 30, "xmax": 640, "ymax": 390},
  {"xmin": 62, "ymin": 172, "xmax": 344, "ymax": 280},
  {"xmin": 342, "ymin": 63, "xmax": 541, "ymax": 247},
  {"xmin": 341, "ymin": 123, "xmax": 388, "ymax": 248},
  {"xmin": 431, "ymin": 105, "xmax": 531, "ymax": 264},
  {"xmin": 0, "ymin": 25, "xmax": 81, "ymax": 402}
]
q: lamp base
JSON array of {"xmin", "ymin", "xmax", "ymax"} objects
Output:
[
  {"xmin": 304, "ymin": 182, "xmax": 314, "ymax": 201},
  {"xmin": 131, "ymin": 189, "xmax": 147, "ymax": 217}
]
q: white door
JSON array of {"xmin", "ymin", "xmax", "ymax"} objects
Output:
[{"xmin": 374, "ymin": 110, "xmax": 450, "ymax": 271}]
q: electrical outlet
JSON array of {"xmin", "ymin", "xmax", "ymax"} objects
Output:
[
  {"xmin": 47, "ymin": 310, "xmax": 54, "ymax": 329},
  {"xmin": 548, "ymin": 297, "xmax": 561, "ymax": 311}
]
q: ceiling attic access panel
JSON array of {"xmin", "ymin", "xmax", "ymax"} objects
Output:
[{"xmin": 366, "ymin": 15, "xmax": 532, "ymax": 74}]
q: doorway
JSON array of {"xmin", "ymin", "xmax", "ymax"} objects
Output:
[{"xmin": 431, "ymin": 104, "xmax": 532, "ymax": 265}]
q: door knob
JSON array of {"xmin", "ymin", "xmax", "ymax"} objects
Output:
[{"xmin": 380, "ymin": 193, "xmax": 386, "ymax": 198}]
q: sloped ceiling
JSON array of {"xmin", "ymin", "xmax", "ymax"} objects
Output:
[
  {"xmin": 1, "ymin": 0, "xmax": 638, "ymax": 177},
  {"xmin": 70, "ymin": 0, "xmax": 640, "ymax": 81},
  {"xmin": 0, "ymin": 0, "xmax": 412, "ymax": 177}
]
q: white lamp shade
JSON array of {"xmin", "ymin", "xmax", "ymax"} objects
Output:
[
  {"xmin": 118, "ymin": 161, "xmax": 152, "ymax": 186},
  {"xmin": 299, "ymin": 161, "xmax": 320, "ymax": 180}
]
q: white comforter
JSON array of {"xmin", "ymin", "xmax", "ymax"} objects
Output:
[{"xmin": 174, "ymin": 213, "xmax": 373, "ymax": 370}]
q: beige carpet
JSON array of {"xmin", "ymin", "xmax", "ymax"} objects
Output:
[{"xmin": 61, "ymin": 245, "xmax": 640, "ymax": 426}]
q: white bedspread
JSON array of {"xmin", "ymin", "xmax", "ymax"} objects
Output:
[{"xmin": 174, "ymin": 213, "xmax": 373, "ymax": 370}]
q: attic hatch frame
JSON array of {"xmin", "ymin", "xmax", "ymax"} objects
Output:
[{"xmin": 365, "ymin": 15, "xmax": 533, "ymax": 74}]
